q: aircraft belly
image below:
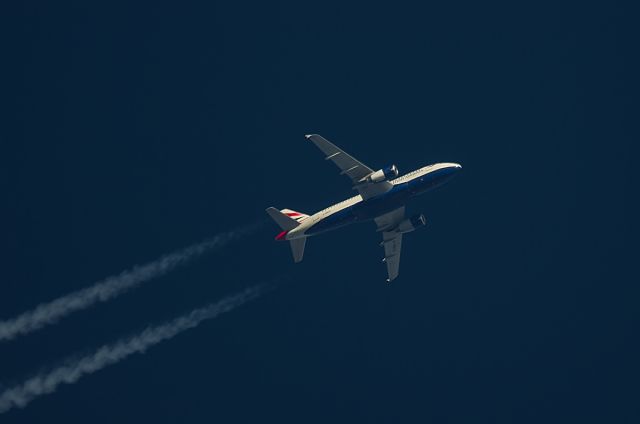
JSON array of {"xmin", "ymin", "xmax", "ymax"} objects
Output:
[
  {"xmin": 306, "ymin": 183, "xmax": 413, "ymax": 236},
  {"xmin": 306, "ymin": 208, "xmax": 358, "ymax": 235},
  {"xmin": 355, "ymin": 183, "xmax": 411, "ymax": 220},
  {"xmin": 408, "ymin": 167, "xmax": 460, "ymax": 194}
]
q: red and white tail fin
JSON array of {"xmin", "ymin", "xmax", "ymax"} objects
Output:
[
  {"xmin": 265, "ymin": 207, "xmax": 308, "ymax": 263},
  {"xmin": 280, "ymin": 209, "xmax": 309, "ymax": 223}
]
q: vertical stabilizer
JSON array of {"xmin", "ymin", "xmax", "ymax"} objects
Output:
[{"xmin": 280, "ymin": 209, "xmax": 310, "ymax": 223}]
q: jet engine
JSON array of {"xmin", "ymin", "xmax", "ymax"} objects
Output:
[
  {"xmin": 366, "ymin": 164, "xmax": 399, "ymax": 183},
  {"xmin": 396, "ymin": 214, "xmax": 427, "ymax": 233}
]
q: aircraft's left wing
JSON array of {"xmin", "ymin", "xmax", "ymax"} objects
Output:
[
  {"xmin": 374, "ymin": 207, "xmax": 405, "ymax": 282},
  {"xmin": 305, "ymin": 134, "xmax": 393, "ymax": 200}
]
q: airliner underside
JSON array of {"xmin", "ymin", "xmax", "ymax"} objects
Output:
[{"xmin": 266, "ymin": 134, "xmax": 461, "ymax": 282}]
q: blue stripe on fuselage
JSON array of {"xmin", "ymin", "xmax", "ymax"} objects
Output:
[{"xmin": 305, "ymin": 166, "xmax": 458, "ymax": 236}]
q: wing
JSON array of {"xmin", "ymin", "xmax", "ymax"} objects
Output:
[
  {"xmin": 374, "ymin": 207, "xmax": 405, "ymax": 282},
  {"xmin": 305, "ymin": 134, "xmax": 393, "ymax": 200}
]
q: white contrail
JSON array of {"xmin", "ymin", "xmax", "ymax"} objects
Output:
[
  {"xmin": 0, "ymin": 283, "xmax": 273, "ymax": 414},
  {"xmin": 0, "ymin": 222, "xmax": 263, "ymax": 341}
]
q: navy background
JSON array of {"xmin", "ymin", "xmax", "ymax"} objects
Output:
[{"xmin": 1, "ymin": 1, "xmax": 637, "ymax": 422}]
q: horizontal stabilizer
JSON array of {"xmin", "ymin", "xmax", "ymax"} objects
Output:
[
  {"xmin": 265, "ymin": 207, "xmax": 300, "ymax": 231},
  {"xmin": 290, "ymin": 238, "xmax": 306, "ymax": 263}
]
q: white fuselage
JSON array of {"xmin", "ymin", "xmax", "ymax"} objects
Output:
[{"xmin": 286, "ymin": 162, "xmax": 460, "ymax": 240}]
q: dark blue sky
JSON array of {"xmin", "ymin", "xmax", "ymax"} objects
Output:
[{"xmin": 2, "ymin": 1, "xmax": 637, "ymax": 423}]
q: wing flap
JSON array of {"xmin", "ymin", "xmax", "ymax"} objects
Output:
[
  {"xmin": 382, "ymin": 231, "xmax": 402, "ymax": 282},
  {"xmin": 374, "ymin": 207, "xmax": 406, "ymax": 282}
]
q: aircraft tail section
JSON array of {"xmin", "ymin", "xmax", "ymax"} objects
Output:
[
  {"xmin": 265, "ymin": 207, "xmax": 308, "ymax": 263},
  {"xmin": 266, "ymin": 207, "xmax": 300, "ymax": 231},
  {"xmin": 280, "ymin": 208, "xmax": 310, "ymax": 223}
]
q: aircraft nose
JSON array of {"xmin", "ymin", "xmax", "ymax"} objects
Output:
[
  {"xmin": 450, "ymin": 163, "xmax": 462, "ymax": 175},
  {"xmin": 445, "ymin": 163, "xmax": 462, "ymax": 180}
]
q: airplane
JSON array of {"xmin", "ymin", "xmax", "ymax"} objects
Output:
[{"xmin": 266, "ymin": 134, "xmax": 461, "ymax": 282}]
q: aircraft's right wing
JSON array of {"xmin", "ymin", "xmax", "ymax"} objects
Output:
[
  {"xmin": 305, "ymin": 134, "xmax": 393, "ymax": 200},
  {"xmin": 374, "ymin": 207, "xmax": 405, "ymax": 282}
]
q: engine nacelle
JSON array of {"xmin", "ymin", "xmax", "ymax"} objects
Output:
[
  {"xmin": 367, "ymin": 164, "xmax": 399, "ymax": 183},
  {"xmin": 396, "ymin": 214, "xmax": 427, "ymax": 233}
]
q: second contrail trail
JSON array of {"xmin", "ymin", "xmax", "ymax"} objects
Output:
[
  {"xmin": 0, "ymin": 222, "xmax": 263, "ymax": 342},
  {"xmin": 0, "ymin": 283, "xmax": 274, "ymax": 414}
]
